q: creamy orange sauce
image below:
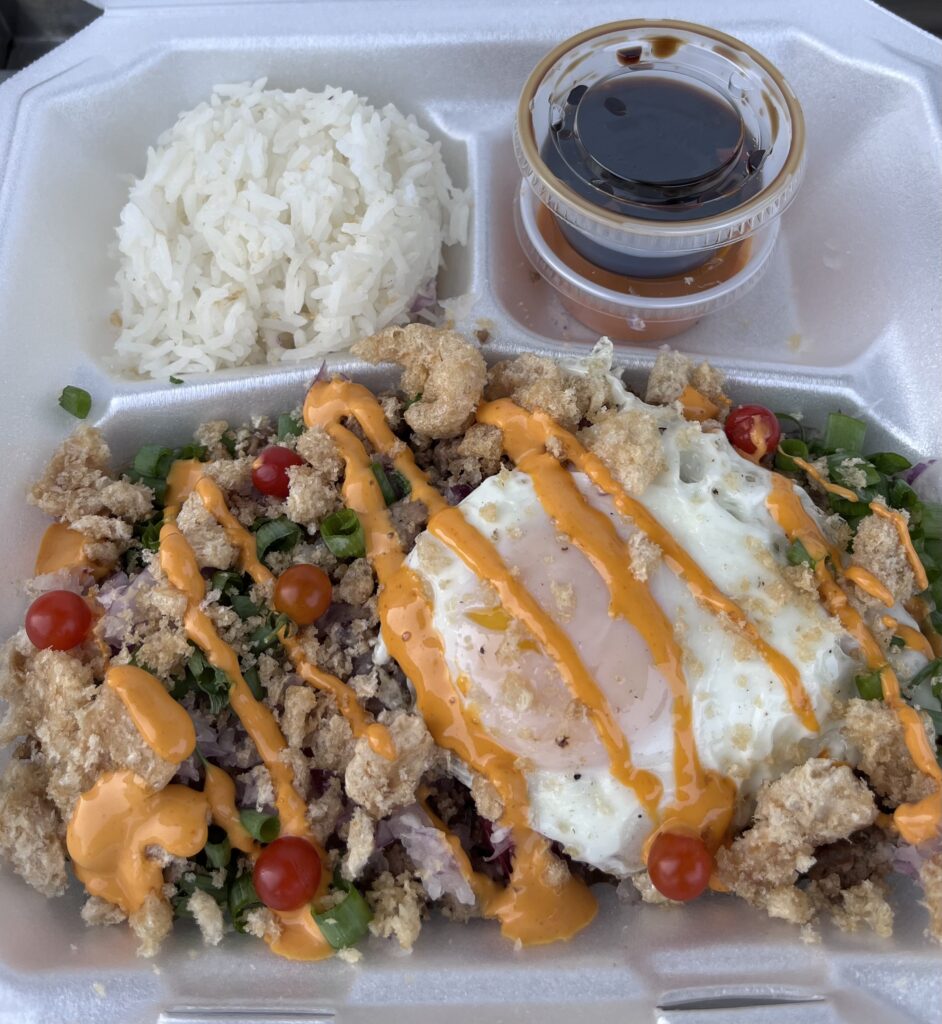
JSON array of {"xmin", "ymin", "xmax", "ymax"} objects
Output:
[
  {"xmin": 106, "ymin": 665, "xmax": 196, "ymax": 763},
  {"xmin": 67, "ymin": 770, "xmax": 208, "ymax": 913},
  {"xmin": 790, "ymin": 455, "xmax": 859, "ymax": 503},
  {"xmin": 870, "ymin": 501, "xmax": 929, "ymax": 592},
  {"xmin": 678, "ymin": 386, "xmax": 721, "ymax": 424},
  {"xmin": 479, "ymin": 400, "xmax": 819, "ymax": 734},
  {"xmin": 881, "ymin": 615, "xmax": 935, "ymax": 660},
  {"xmin": 203, "ymin": 763, "xmax": 258, "ymax": 855},
  {"xmin": 844, "ymin": 566, "xmax": 895, "ymax": 608},
  {"xmin": 767, "ymin": 474, "xmax": 941, "ymax": 843},
  {"xmin": 34, "ymin": 522, "xmax": 100, "ymax": 577},
  {"xmin": 907, "ymin": 597, "xmax": 942, "ymax": 658}
]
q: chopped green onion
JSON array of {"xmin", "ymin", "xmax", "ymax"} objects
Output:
[
  {"xmin": 231, "ymin": 594, "xmax": 261, "ymax": 619},
  {"xmin": 774, "ymin": 438, "xmax": 809, "ymax": 473},
  {"xmin": 825, "ymin": 453, "xmax": 880, "ymax": 490},
  {"xmin": 320, "ymin": 508, "xmax": 366, "ymax": 559},
  {"xmin": 176, "ymin": 648, "xmax": 232, "ymax": 714},
  {"xmin": 823, "ymin": 412, "xmax": 866, "ymax": 455},
  {"xmin": 371, "ymin": 462, "xmax": 411, "ymax": 506},
  {"xmin": 869, "ymin": 452, "xmax": 912, "ymax": 475},
  {"xmin": 277, "ymin": 413, "xmax": 304, "ymax": 439},
  {"xmin": 176, "ymin": 443, "xmax": 208, "ymax": 462},
  {"xmin": 254, "ymin": 516, "xmax": 302, "ymax": 561},
  {"xmin": 888, "ymin": 478, "xmax": 919, "ymax": 512},
  {"xmin": 243, "ymin": 667, "xmax": 264, "ymax": 701},
  {"xmin": 137, "ymin": 512, "xmax": 163, "ymax": 552},
  {"xmin": 920, "ymin": 502, "xmax": 942, "ymax": 541},
  {"xmin": 786, "ymin": 539, "xmax": 816, "ymax": 568},
  {"xmin": 909, "ymin": 658, "xmax": 942, "ymax": 697},
  {"xmin": 239, "ymin": 809, "xmax": 280, "ymax": 844},
  {"xmin": 211, "ymin": 570, "xmax": 244, "ymax": 599},
  {"xmin": 221, "ymin": 432, "xmax": 237, "ymax": 457},
  {"xmin": 313, "ymin": 882, "xmax": 373, "ymax": 949},
  {"xmin": 169, "ymin": 376, "xmax": 184, "ymax": 385},
  {"xmin": 827, "ymin": 493, "xmax": 871, "ymax": 520},
  {"xmin": 172, "ymin": 871, "xmax": 226, "ymax": 917},
  {"xmin": 58, "ymin": 385, "xmax": 92, "ymax": 419},
  {"xmin": 204, "ymin": 826, "xmax": 231, "ymax": 870},
  {"xmin": 855, "ymin": 670, "xmax": 884, "ymax": 701},
  {"xmin": 889, "ymin": 635, "xmax": 906, "ymax": 650},
  {"xmin": 229, "ymin": 873, "xmax": 261, "ymax": 932},
  {"xmin": 132, "ymin": 444, "xmax": 176, "ymax": 480}
]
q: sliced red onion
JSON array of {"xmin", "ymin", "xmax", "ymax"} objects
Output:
[
  {"xmin": 892, "ymin": 835, "xmax": 942, "ymax": 879},
  {"xmin": 97, "ymin": 569, "xmax": 155, "ymax": 647},
  {"xmin": 905, "ymin": 460, "xmax": 935, "ymax": 485},
  {"xmin": 385, "ymin": 805, "xmax": 476, "ymax": 905},
  {"xmin": 910, "ymin": 460, "xmax": 942, "ymax": 503},
  {"xmin": 409, "ymin": 279, "xmax": 438, "ymax": 315},
  {"xmin": 445, "ymin": 483, "xmax": 473, "ymax": 506}
]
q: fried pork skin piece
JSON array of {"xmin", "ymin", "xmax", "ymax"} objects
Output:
[
  {"xmin": 485, "ymin": 353, "xmax": 610, "ymax": 431},
  {"xmin": 716, "ymin": 759, "xmax": 878, "ymax": 926},
  {"xmin": 352, "ymin": 324, "xmax": 486, "ymax": 440},
  {"xmin": 842, "ymin": 698, "xmax": 936, "ymax": 807}
]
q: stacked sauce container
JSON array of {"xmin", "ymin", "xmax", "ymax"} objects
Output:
[{"xmin": 514, "ymin": 20, "xmax": 806, "ymax": 342}]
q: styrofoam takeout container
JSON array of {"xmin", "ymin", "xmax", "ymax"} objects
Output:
[{"xmin": 0, "ymin": 1, "xmax": 940, "ymax": 1022}]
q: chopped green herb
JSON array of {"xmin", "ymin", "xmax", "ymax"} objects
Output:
[
  {"xmin": 249, "ymin": 612, "xmax": 293, "ymax": 654},
  {"xmin": 825, "ymin": 453, "xmax": 880, "ymax": 491},
  {"xmin": 58, "ymin": 385, "xmax": 92, "ymax": 420},
  {"xmin": 229, "ymin": 873, "xmax": 262, "ymax": 933},
  {"xmin": 371, "ymin": 462, "xmax": 412, "ymax": 506},
  {"xmin": 855, "ymin": 670, "xmax": 884, "ymax": 701},
  {"xmin": 204, "ymin": 826, "xmax": 231, "ymax": 870},
  {"xmin": 888, "ymin": 478, "xmax": 919, "ymax": 512},
  {"xmin": 822, "ymin": 412, "xmax": 866, "ymax": 455},
  {"xmin": 169, "ymin": 376, "xmax": 184, "ymax": 385},
  {"xmin": 253, "ymin": 516, "xmax": 301, "ymax": 561},
  {"xmin": 313, "ymin": 879, "xmax": 373, "ymax": 949},
  {"xmin": 239, "ymin": 809, "xmax": 281, "ymax": 844},
  {"xmin": 774, "ymin": 438, "xmax": 809, "ymax": 474},
  {"xmin": 869, "ymin": 452, "xmax": 912, "ymax": 475},
  {"xmin": 920, "ymin": 502, "xmax": 942, "ymax": 542},
  {"xmin": 128, "ymin": 442, "xmax": 208, "ymax": 506},
  {"xmin": 320, "ymin": 508, "xmax": 366, "ymax": 559},
  {"xmin": 772, "ymin": 412, "xmax": 805, "ymax": 442},
  {"xmin": 172, "ymin": 870, "xmax": 226, "ymax": 918},
  {"xmin": 231, "ymin": 594, "xmax": 261, "ymax": 620},
  {"xmin": 172, "ymin": 649, "xmax": 232, "ymax": 714},
  {"xmin": 786, "ymin": 539, "xmax": 816, "ymax": 568},
  {"xmin": 889, "ymin": 635, "xmax": 906, "ymax": 650},
  {"xmin": 909, "ymin": 658, "xmax": 942, "ymax": 698},
  {"xmin": 211, "ymin": 571, "xmax": 245, "ymax": 600},
  {"xmin": 243, "ymin": 666, "xmax": 264, "ymax": 701},
  {"xmin": 221, "ymin": 432, "xmax": 237, "ymax": 457},
  {"xmin": 277, "ymin": 413, "xmax": 304, "ymax": 439}
]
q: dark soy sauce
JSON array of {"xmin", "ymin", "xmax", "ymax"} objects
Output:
[{"xmin": 541, "ymin": 71, "xmax": 765, "ymax": 275}]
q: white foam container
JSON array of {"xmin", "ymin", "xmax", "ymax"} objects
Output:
[{"xmin": 0, "ymin": 1, "xmax": 941, "ymax": 1021}]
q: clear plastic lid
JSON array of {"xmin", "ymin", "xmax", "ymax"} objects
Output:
[{"xmin": 514, "ymin": 20, "xmax": 805, "ymax": 260}]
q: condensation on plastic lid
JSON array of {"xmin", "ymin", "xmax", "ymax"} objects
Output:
[
  {"xmin": 515, "ymin": 20, "xmax": 806, "ymax": 257},
  {"xmin": 514, "ymin": 180, "xmax": 780, "ymax": 323}
]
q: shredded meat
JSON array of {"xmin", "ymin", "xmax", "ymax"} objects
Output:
[{"xmin": 353, "ymin": 325, "xmax": 486, "ymax": 439}]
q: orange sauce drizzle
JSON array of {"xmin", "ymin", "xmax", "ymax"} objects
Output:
[
  {"xmin": 844, "ymin": 566, "xmax": 895, "ymax": 608},
  {"xmin": 34, "ymin": 522, "xmax": 103, "ymax": 577},
  {"xmin": 305, "ymin": 380, "xmax": 598, "ymax": 944},
  {"xmin": 790, "ymin": 455, "xmax": 859, "ymax": 503},
  {"xmin": 203, "ymin": 763, "xmax": 258, "ymax": 854},
  {"xmin": 478, "ymin": 400, "xmax": 819, "ymax": 734},
  {"xmin": 907, "ymin": 597, "xmax": 942, "ymax": 658},
  {"xmin": 881, "ymin": 615, "xmax": 936, "ymax": 660},
  {"xmin": 67, "ymin": 770, "xmax": 208, "ymax": 913},
  {"xmin": 767, "ymin": 474, "xmax": 941, "ymax": 844},
  {"xmin": 871, "ymin": 501, "xmax": 929, "ymax": 592},
  {"xmin": 105, "ymin": 664, "xmax": 196, "ymax": 763},
  {"xmin": 678, "ymin": 386, "xmax": 721, "ymax": 424}
]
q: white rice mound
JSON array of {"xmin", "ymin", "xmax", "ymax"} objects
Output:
[{"xmin": 113, "ymin": 79, "xmax": 470, "ymax": 377}]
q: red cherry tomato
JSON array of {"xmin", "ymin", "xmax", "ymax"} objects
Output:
[
  {"xmin": 253, "ymin": 835, "xmax": 323, "ymax": 911},
  {"xmin": 273, "ymin": 564, "xmax": 333, "ymax": 625},
  {"xmin": 724, "ymin": 405, "xmax": 781, "ymax": 460},
  {"xmin": 647, "ymin": 831, "xmax": 714, "ymax": 902},
  {"xmin": 252, "ymin": 446, "xmax": 305, "ymax": 498},
  {"xmin": 25, "ymin": 590, "xmax": 92, "ymax": 651}
]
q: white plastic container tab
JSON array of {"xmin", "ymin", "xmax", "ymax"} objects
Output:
[{"xmin": 0, "ymin": 2, "xmax": 941, "ymax": 1023}]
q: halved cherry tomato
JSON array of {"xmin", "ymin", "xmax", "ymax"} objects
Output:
[
  {"xmin": 25, "ymin": 590, "xmax": 92, "ymax": 651},
  {"xmin": 724, "ymin": 404, "xmax": 781, "ymax": 459},
  {"xmin": 647, "ymin": 831, "xmax": 713, "ymax": 901},
  {"xmin": 273, "ymin": 564, "xmax": 332, "ymax": 625},
  {"xmin": 251, "ymin": 446, "xmax": 305, "ymax": 498},
  {"xmin": 253, "ymin": 835, "xmax": 323, "ymax": 911}
]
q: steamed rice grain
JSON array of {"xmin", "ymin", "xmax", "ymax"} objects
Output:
[{"xmin": 113, "ymin": 79, "xmax": 469, "ymax": 377}]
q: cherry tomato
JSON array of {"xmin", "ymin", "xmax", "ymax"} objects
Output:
[
  {"xmin": 273, "ymin": 564, "xmax": 333, "ymax": 625},
  {"xmin": 724, "ymin": 405, "xmax": 781, "ymax": 459},
  {"xmin": 253, "ymin": 835, "xmax": 323, "ymax": 911},
  {"xmin": 25, "ymin": 590, "xmax": 92, "ymax": 651},
  {"xmin": 252, "ymin": 446, "xmax": 305, "ymax": 498},
  {"xmin": 647, "ymin": 831, "xmax": 714, "ymax": 902}
]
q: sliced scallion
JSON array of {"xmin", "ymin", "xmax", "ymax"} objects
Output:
[
  {"xmin": 823, "ymin": 412, "xmax": 866, "ymax": 455},
  {"xmin": 855, "ymin": 670, "xmax": 884, "ymax": 701},
  {"xmin": 169, "ymin": 376, "xmax": 184, "ymax": 385},
  {"xmin": 231, "ymin": 594, "xmax": 261, "ymax": 619},
  {"xmin": 888, "ymin": 478, "xmax": 919, "ymax": 511},
  {"xmin": 909, "ymin": 658, "xmax": 942, "ymax": 697},
  {"xmin": 889, "ymin": 635, "xmax": 906, "ymax": 650},
  {"xmin": 239, "ymin": 809, "xmax": 280, "ymax": 844},
  {"xmin": 772, "ymin": 412, "xmax": 805, "ymax": 442},
  {"xmin": 371, "ymin": 462, "xmax": 411, "ymax": 506},
  {"xmin": 243, "ymin": 666, "xmax": 264, "ymax": 701},
  {"xmin": 249, "ymin": 612, "xmax": 292, "ymax": 654},
  {"xmin": 132, "ymin": 444, "xmax": 176, "ymax": 480},
  {"xmin": 312, "ymin": 882, "xmax": 373, "ymax": 949},
  {"xmin": 774, "ymin": 438, "xmax": 808, "ymax": 474},
  {"xmin": 786, "ymin": 539, "xmax": 816, "ymax": 568},
  {"xmin": 58, "ymin": 385, "xmax": 92, "ymax": 419},
  {"xmin": 254, "ymin": 516, "xmax": 302, "ymax": 561},
  {"xmin": 204, "ymin": 826, "xmax": 231, "ymax": 870},
  {"xmin": 870, "ymin": 452, "xmax": 912, "ymax": 475},
  {"xmin": 825, "ymin": 453, "xmax": 880, "ymax": 490},
  {"xmin": 277, "ymin": 413, "xmax": 304, "ymax": 439},
  {"xmin": 920, "ymin": 502, "xmax": 942, "ymax": 541},
  {"xmin": 320, "ymin": 508, "xmax": 365, "ymax": 559},
  {"xmin": 229, "ymin": 873, "xmax": 261, "ymax": 932}
]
